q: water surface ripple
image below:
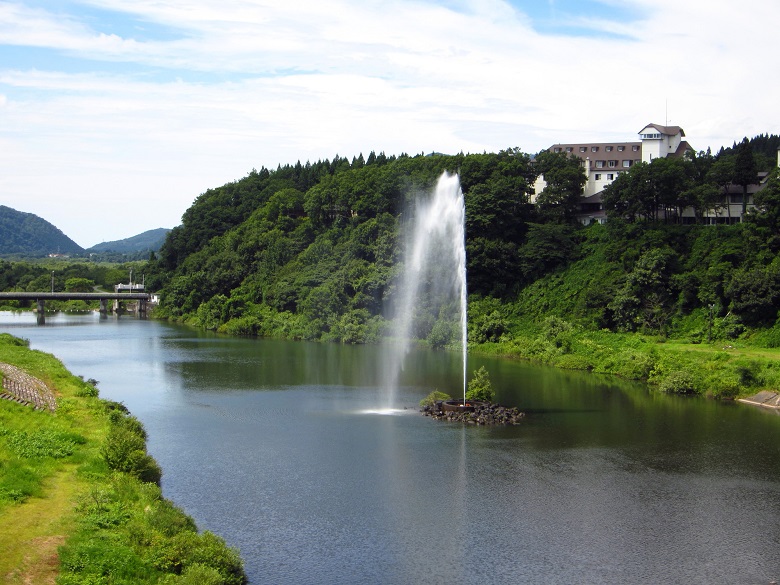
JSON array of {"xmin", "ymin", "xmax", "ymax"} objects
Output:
[{"xmin": 2, "ymin": 312, "xmax": 779, "ymax": 584}]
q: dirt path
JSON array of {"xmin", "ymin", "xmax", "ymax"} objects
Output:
[{"xmin": 0, "ymin": 468, "xmax": 78, "ymax": 584}]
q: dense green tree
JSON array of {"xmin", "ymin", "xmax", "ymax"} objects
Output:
[
  {"xmin": 707, "ymin": 156, "xmax": 736, "ymax": 220},
  {"xmin": 650, "ymin": 156, "xmax": 694, "ymax": 221},
  {"xmin": 608, "ymin": 246, "xmax": 677, "ymax": 332},
  {"xmin": 602, "ymin": 162, "xmax": 653, "ymax": 221},
  {"xmin": 143, "ymin": 140, "xmax": 780, "ymax": 347},
  {"xmin": 746, "ymin": 169, "xmax": 780, "ymax": 252},
  {"xmin": 733, "ymin": 138, "xmax": 758, "ymax": 216},
  {"xmin": 64, "ymin": 277, "xmax": 94, "ymax": 292},
  {"xmin": 533, "ymin": 151, "xmax": 587, "ymax": 223}
]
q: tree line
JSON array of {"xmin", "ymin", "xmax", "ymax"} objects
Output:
[{"xmin": 3, "ymin": 134, "xmax": 780, "ymax": 349}]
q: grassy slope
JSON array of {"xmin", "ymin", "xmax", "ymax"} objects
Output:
[
  {"xmin": 0, "ymin": 335, "xmax": 103, "ymax": 583},
  {"xmin": 474, "ymin": 327, "xmax": 780, "ymax": 398},
  {"xmin": 0, "ymin": 469, "xmax": 77, "ymax": 583},
  {"xmin": 0, "ymin": 334, "xmax": 245, "ymax": 584}
]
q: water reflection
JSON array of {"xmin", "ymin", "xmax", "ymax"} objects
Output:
[{"xmin": 2, "ymin": 312, "xmax": 780, "ymax": 584}]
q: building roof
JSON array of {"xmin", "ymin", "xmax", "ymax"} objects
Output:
[
  {"xmin": 639, "ymin": 123, "xmax": 685, "ymax": 137},
  {"xmin": 547, "ymin": 142, "xmax": 642, "ymax": 165},
  {"xmin": 673, "ymin": 141, "xmax": 693, "ymax": 157}
]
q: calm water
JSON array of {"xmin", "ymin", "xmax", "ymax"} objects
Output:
[{"xmin": 2, "ymin": 312, "xmax": 780, "ymax": 584}]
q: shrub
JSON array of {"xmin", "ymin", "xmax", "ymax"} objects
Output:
[
  {"xmin": 419, "ymin": 390, "xmax": 452, "ymax": 408},
  {"xmin": 102, "ymin": 425, "xmax": 161, "ymax": 485},
  {"xmin": 162, "ymin": 563, "xmax": 225, "ymax": 585},
  {"xmin": 179, "ymin": 531, "xmax": 245, "ymax": 585},
  {"xmin": 657, "ymin": 370, "xmax": 698, "ymax": 394},
  {"xmin": 146, "ymin": 499, "xmax": 197, "ymax": 537},
  {"xmin": 538, "ymin": 316, "xmax": 576, "ymax": 354},
  {"xmin": 466, "ymin": 366, "xmax": 495, "ymax": 402}
]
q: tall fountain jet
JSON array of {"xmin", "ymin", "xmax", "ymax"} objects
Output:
[{"xmin": 383, "ymin": 172, "xmax": 468, "ymax": 408}]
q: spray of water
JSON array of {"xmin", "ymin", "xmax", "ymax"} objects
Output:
[{"xmin": 383, "ymin": 172, "xmax": 468, "ymax": 408}]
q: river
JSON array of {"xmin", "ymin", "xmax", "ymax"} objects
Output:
[{"xmin": 2, "ymin": 312, "xmax": 779, "ymax": 584}]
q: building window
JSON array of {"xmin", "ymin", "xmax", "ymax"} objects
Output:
[
  {"xmin": 591, "ymin": 146, "xmax": 599, "ymax": 152},
  {"xmin": 553, "ymin": 147, "xmax": 561, "ymax": 153},
  {"xmin": 618, "ymin": 145, "xmax": 625, "ymax": 151},
  {"xmin": 632, "ymin": 145, "xmax": 639, "ymax": 151},
  {"xmin": 566, "ymin": 147, "xmax": 573, "ymax": 152},
  {"xmin": 595, "ymin": 160, "xmax": 604, "ymax": 168},
  {"xmin": 580, "ymin": 147, "xmax": 587, "ymax": 152},
  {"xmin": 595, "ymin": 174, "xmax": 602, "ymax": 180},
  {"xmin": 622, "ymin": 160, "xmax": 632, "ymax": 168},
  {"xmin": 641, "ymin": 133, "xmax": 662, "ymax": 139},
  {"xmin": 606, "ymin": 146, "xmax": 613, "ymax": 152},
  {"xmin": 608, "ymin": 160, "xmax": 617, "ymax": 168},
  {"xmin": 607, "ymin": 173, "xmax": 614, "ymax": 180}
]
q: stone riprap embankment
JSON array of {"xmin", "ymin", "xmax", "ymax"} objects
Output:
[
  {"xmin": 421, "ymin": 401, "xmax": 524, "ymax": 425},
  {"xmin": 0, "ymin": 363, "xmax": 57, "ymax": 411}
]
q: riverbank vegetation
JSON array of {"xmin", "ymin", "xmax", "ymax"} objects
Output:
[
  {"xmin": 0, "ymin": 333, "xmax": 246, "ymax": 583},
  {"xmin": 3, "ymin": 136, "xmax": 780, "ymax": 399}
]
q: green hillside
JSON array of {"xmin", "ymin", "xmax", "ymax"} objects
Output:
[
  {"xmin": 139, "ymin": 143, "xmax": 780, "ymax": 396},
  {"xmin": 0, "ymin": 206, "xmax": 84, "ymax": 257},
  {"xmin": 87, "ymin": 228, "xmax": 170, "ymax": 254}
]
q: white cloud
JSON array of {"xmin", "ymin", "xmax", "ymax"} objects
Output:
[{"xmin": 0, "ymin": 0, "xmax": 778, "ymax": 246}]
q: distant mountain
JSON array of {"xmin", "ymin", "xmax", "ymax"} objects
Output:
[
  {"xmin": 0, "ymin": 205, "xmax": 84, "ymax": 257},
  {"xmin": 87, "ymin": 228, "xmax": 170, "ymax": 254}
]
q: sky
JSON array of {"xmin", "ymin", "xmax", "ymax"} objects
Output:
[{"xmin": 1, "ymin": 0, "xmax": 778, "ymax": 248}]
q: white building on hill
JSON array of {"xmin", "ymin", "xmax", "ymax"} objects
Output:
[
  {"xmin": 535, "ymin": 124, "xmax": 779, "ymax": 225},
  {"xmin": 534, "ymin": 123, "xmax": 692, "ymax": 206}
]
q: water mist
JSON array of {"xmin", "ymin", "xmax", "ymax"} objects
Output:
[{"xmin": 383, "ymin": 172, "xmax": 468, "ymax": 408}]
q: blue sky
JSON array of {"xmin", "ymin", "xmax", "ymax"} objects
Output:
[{"xmin": 1, "ymin": 0, "xmax": 778, "ymax": 247}]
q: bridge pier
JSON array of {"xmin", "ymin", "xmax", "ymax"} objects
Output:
[
  {"xmin": 99, "ymin": 298, "xmax": 108, "ymax": 315},
  {"xmin": 36, "ymin": 299, "xmax": 45, "ymax": 314}
]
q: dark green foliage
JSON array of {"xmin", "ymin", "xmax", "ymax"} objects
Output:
[
  {"xmin": 0, "ymin": 205, "xmax": 84, "ymax": 256},
  {"xmin": 86, "ymin": 228, "xmax": 170, "ymax": 254},
  {"xmin": 154, "ymin": 150, "xmax": 537, "ymax": 334},
  {"xmin": 725, "ymin": 259, "xmax": 780, "ymax": 327},
  {"xmin": 517, "ymin": 223, "xmax": 578, "ymax": 283},
  {"xmin": 733, "ymin": 138, "xmax": 758, "ymax": 215},
  {"xmin": 468, "ymin": 297, "xmax": 509, "ymax": 343},
  {"xmin": 533, "ymin": 150, "xmax": 587, "ymax": 223},
  {"xmin": 140, "ymin": 141, "xmax": 780, "ymax": 357}
]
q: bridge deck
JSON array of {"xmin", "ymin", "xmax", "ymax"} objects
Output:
[{"xmin": 0, "ymin": 292, "xmax": 150, "ymax": 301}]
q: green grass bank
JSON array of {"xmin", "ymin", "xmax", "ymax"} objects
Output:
[
  {"xmin": 472, "ymin": 318, "xmax": 780, "ymax": 399},
  {"xmin": 0, "ymin": 333, "xmax": 246, "ymax": 584}
]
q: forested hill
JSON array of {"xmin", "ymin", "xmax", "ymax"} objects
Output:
[
  {"xmin": 87, "ymin": 228, "xmax": 170, "ymax": 254},
  {"xmin": 0, "ymin": 205, "xmax": 84, "ymax": 256},
  {"xmin": 147, "ymin": 141, "xmax": 780, "ymax": 352}
]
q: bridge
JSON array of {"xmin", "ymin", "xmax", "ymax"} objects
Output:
[{"xmin": 0, "ymin": 291, "xmax": 151, "ymax": 317}]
